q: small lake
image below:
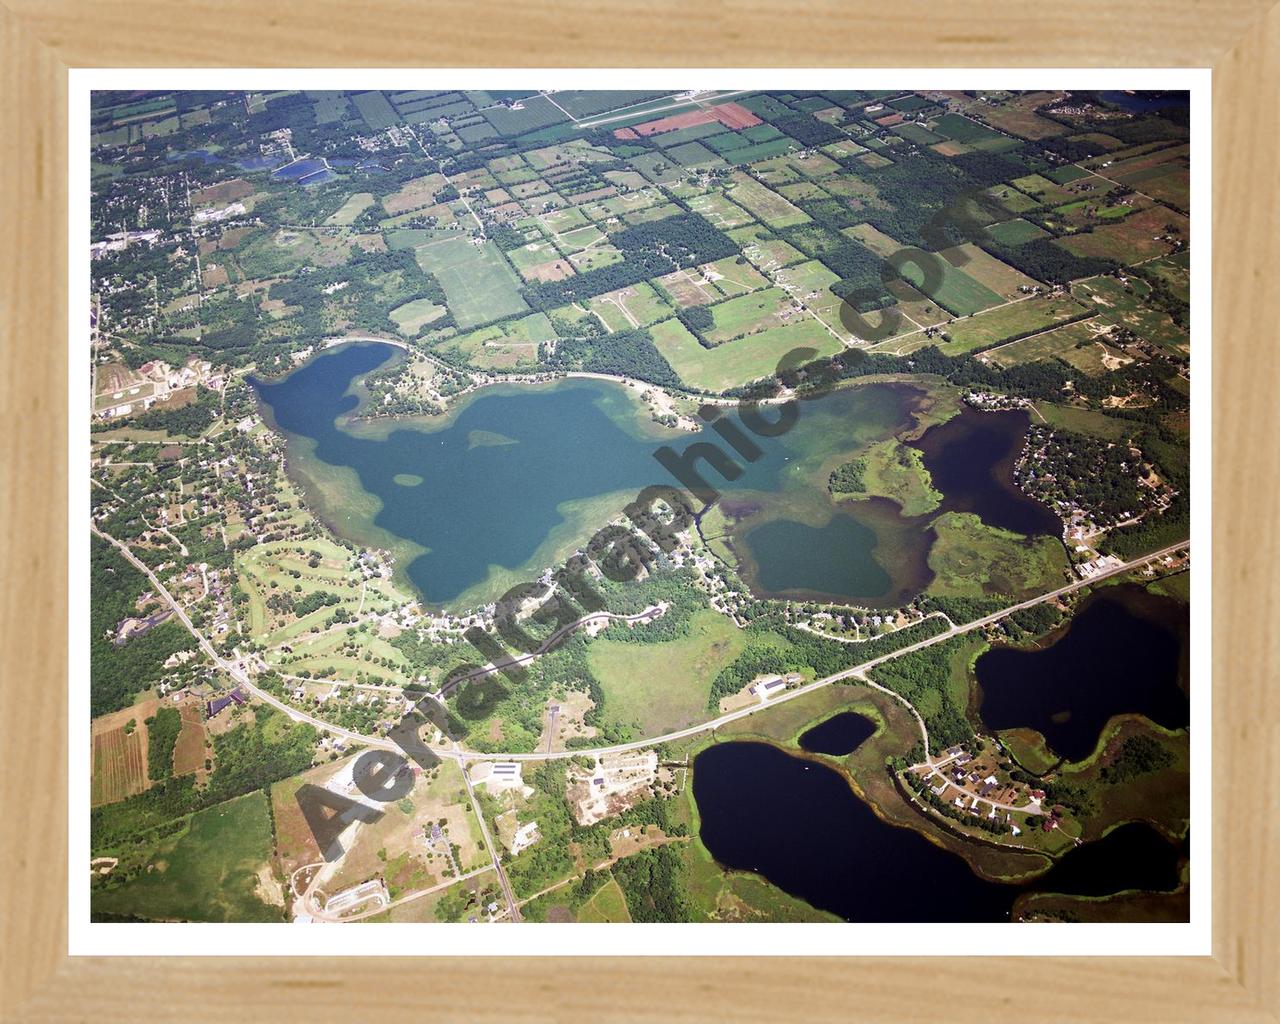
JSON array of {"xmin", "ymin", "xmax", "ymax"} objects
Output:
[
  {"xmin": 798, "ymin": 712, "xmax": 878, "ymax": 756},
  {"xmin": 975, "ymin": 584, "xmax": 1189, "ymax": 761},
  {"xmin": 691, "ymin": 740, "xmax": 1185, "ymax": 922},
  {"xmin": 909, "ymin": 406, "xmax": 1061, "ymax": 538}
]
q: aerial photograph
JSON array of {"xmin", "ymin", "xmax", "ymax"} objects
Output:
[{"xmin": 87, "ymin": 86, "xmax": 1192, "ymax": 927}]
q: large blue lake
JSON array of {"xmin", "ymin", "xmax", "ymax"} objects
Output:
[{"xmin": 253, "ymin": 342, "xmax": 1052, "ymax": 609}]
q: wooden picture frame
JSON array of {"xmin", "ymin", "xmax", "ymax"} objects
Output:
[{"xmin": 2, "ymin": 2, "xmax": 1276, "ymax": 1018}]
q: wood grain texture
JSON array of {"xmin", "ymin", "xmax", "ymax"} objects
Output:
[
  {"xmin": 0, "ymin": 0, "xmax": 1276, "ymax": 1020},
  {"xmin": 2, "ymin": 0, "xmax": 1278, "ymax": 66}
]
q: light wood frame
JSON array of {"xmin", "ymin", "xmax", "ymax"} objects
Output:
[{"xmin": 2, "ymin": 3, "xmax": 1276, "ymax": 1019}]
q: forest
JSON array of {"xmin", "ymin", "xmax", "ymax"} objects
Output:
[{"xmin": 90, "ymin": 534, "xmax": 195, "ymax": 716}]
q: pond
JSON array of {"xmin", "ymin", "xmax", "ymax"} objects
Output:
[
  {"xmin": 974, "ymin": 583, "xmax": 1189, "ymax": 761},
  {"xmin": 797, "ymin": 712, "xmax": 878, "ymax": 756},
  {"xmin": 909, "ymin": 405, "xmax": 1061, "ymax": 538},
  {"xmin": 691, "ymin": 740, "xmax": 1186, "ymax": 922}
]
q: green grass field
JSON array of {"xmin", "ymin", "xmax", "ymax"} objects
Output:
[
  {"xmin": 727, "ymin": 173, "xmax": 810, "ymax": 228},
  {"xmin": 575, "ymin": 876, "xmax": 633, "ymax": 922},
  {"xmin": 92, "ymin": 791, "xmax": 282, "ymax": 922},
  {"xmin": 390, "ymin": 297, "xmax": 447, "ymax": 335},
  {"xmin": 413, "ymin": 236, "xmax": 529, "ymax": 329},
  {"xmin": 941, "ymin": 243, "xmax": 1039, "ymax": 298},
  {"xmin": 1034, "ymin": 402, "xmax": 1132, "ymax": 440},
  {"xmin": 939, "ymin": 293, "xmax": 1090, "ymax": 355},
  {"xmin": 649, "ymin": 316, "xmax": 842, "ymax": 393},
  {"xmin": 324, "ymin": 192, "xmax": 376, "ymax": 226},
  {"xmin": 985, "ymin": 218, "xmax": 1049, "ymax": 245},
  {"xmin": 985, "ymin": 318, "xmax": 1103, "ymax": 368},
  {"xmin": 702, "ymin": 287, "xmax": 792, "ymax": 344},
  {"xmin": 586, "ymin": 609, "xmax": 748, "ymax": 737},
  {"xmin": 900, "ymin": 254, "xmax": 1004, "ymax": 317}
]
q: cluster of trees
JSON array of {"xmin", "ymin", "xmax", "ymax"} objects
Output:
[
  {"xmin": 707, "ymin": 615, "xmax": 950, "ymax": 710},
  {"xmin": 775, "ymin": 113, "xmax": 844, "ymax": 148},
  {"xmin": 266, "ymin": 246, "xmax": 451, "ymax": 341},
  {"xmin": 90, "ymin": 535, "xmax": 195, "ymax": 716},
  {"xmin": 611, "ymin": 845, "xmax": 689, "ymax": 922},
  {"xmin": 828, "ymin": 458, "xmax": 866, "ymax": 494},
  {"xmin": 129, "ymin": 385, "xmax": 220, "ymax": 438},
  {"xmin": 980, "ymin": 236, "xmax": 1116, "ymax": 285},
  {"xmin": 545, "ymin": 327, "xmax": 682, "ymax": 390},
  {"xmin": 91, "ymin": 706, "xmax": 318, "ymax": 851},
  {"xmin": 144, "ymin": 706, "xmax": 183, "ymax": 782},
  {"xmin": 292, "ymin": 589, "xmax": 342, "ymax": 617},
  {"xmin": 1100, "ymin": 734, "xmax": 1176, "ymax": 785},
  {"xmin": 676, "ymin": 305, "xmax": 714, "ymax": 348},
  {"xmin": 524, "ymin": 212, "xmax": 735, "ymax": 311},
  {"xmin": 866, "ymin": 637, "xmax": 974, "ymax": 752}
]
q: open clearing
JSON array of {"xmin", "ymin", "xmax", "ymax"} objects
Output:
[
  {"xmin": 650, "ymin": 316, "xmax": 841, "ymax": 393},
  {"xmin": 900, "ymin": 254, "xmax": 1004, "ymax": 317},
  {"xmin": 938, "ymin": 293, "xmax": 1090, "ymax": 355},
  {"xmin": 413, "ymin": 236, "xmax": 529, "ymax": 330},
  {"xmin": 585, "ymin": 608, "xmax": 747, "ymax": 736},
  {"xmin": 92, "ymin": 791, "xmax": 282, "ymax": 922}
]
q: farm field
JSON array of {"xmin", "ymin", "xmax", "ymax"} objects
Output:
[
  {"xmin": 937, "ymin": 293, "xmax": 1091, "ymax": 355},
  {"xmin": 649, "ymin": 315, "xmax": 841, "ymax": 393},
  {"xmin": 984, "ymin": 218, "xmax": 1049, "ymax": 245},
  {"xmin": 443, "ymin": 311, "xmax": 557, "ymax": 369},
  {"xmin": 701, "ymin": 287, "xmax": 796, "ymax": 344},
  {"xmin": 324, "ymin": 192, "xmax": 376, "ymax": 226},
  {"xmin": 727, "ymin": 173, "xmax": 810, "ymax": 228},
  {"xmin": 390, "ymin": 297, "xmax": 448, "ymax": 336},
  {"xmin": 961, "ymin": 92, "xmax": 1065, "ymax": 139},
  {"xmin": 413, "ymin": 236, "xmax": 529, "ymax": 329},
  {"xmin": 586, "ymin": 282, "xmax": 674, "ymax": 330},
  {"xmin": 91, "ymin": 697, "xmax": 160, "ymax": 807},
  {"xmin": 984, "ymin": 317, "xmax": 1114, "ymax": 368},
  {"xmin": 92, "ymin": 791, "xmax": 283, "ymax": 922},
  {"xmin": 1073, "ymin": 277, "xmax": 1189, "ymax": 353},
  {"xmin": 585, "ymin": 609, "xmax": 748, "ymax": 736},
  {"xmin": 1055, "ymin": 205, "xmax": 1188, "ymax": 266},
  {"xmin": 939, "ymin": 243, "xmax": 1040, "ymax": 298},
  {"xmin": 899, "ymin": 254, "xmax": 1003, "ymax": 317}
]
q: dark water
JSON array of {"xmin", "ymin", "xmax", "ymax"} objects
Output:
[
  {"xmin": 910, "ymin": 406, "xmax": 1060, "ymax": 538},
  {"xmin": 746, "ymin": 515, "xmax": 891, "ymax": 603},
  {"xmin": 692, "ymin": 741, "xmax": 1185, "ymax": 922},
  {"xmin": 975, "ymin": 584, "xmax": 1189, "ymax": 761},
  {"xmin": 798, "ymin": 712, "xmax": 878, "ymax": 755},
  {"xmin": 1099, "ymin": 90, "xmax": 1190, "ymax": 113}
]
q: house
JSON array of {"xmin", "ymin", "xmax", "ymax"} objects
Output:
[{"xmin": 205, "ymin": 687, "xmax": 246, "ymax": 719}]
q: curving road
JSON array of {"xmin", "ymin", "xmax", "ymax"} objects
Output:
[{"xmin": 92, "ymin": 523, "xmax": 1186, "ymax": 764}]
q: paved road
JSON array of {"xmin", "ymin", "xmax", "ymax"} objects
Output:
[
  {"xmin": 94, "ymin": 523, "xmax": 1186, "ymax": 766},
  {"xmin": 458, "ymin": 759, "xmax": 520, "ymax": 922}
]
